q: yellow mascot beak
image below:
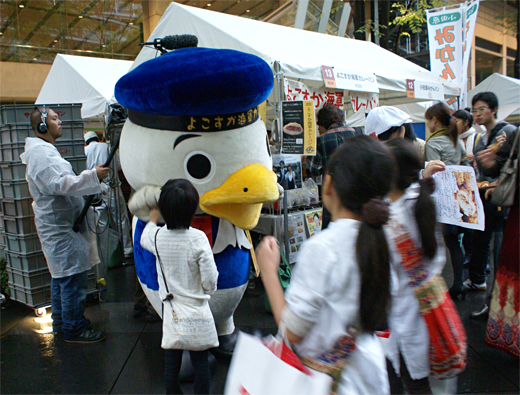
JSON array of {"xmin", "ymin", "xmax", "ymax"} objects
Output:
[{"xmin": 199, "ymin": 164, "xmax": 281, "ymax": 230}]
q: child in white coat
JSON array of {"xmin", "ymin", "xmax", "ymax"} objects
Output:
[{"xmin": 140, "ymin": 179, "xmax": 219, "ymax": 395}]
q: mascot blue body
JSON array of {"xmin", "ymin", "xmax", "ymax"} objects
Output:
[{"xmin": 115, "ymin": 46, "xmax": 279, "ymax": 348}]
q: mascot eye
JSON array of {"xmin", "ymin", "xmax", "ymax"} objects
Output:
[{"xmin": 184, "ymin": 151, "xmax": 215, "ymax": 182}]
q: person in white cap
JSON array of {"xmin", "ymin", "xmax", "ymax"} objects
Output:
[
  {"xmin": 366, "ymin": 106, "xmax": 443, "ymax": 177},
  {"xmin": 365, "ymin": 106, "xmax": 412, "ymax": 141},
  {"xmin": 84, "ymin": 131, "xmax": 133, "ymax": 259}
]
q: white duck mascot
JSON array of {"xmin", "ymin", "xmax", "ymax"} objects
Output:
[{"xmin": 114, "ymin": 46, "xmax": 279, "ymax": 354}]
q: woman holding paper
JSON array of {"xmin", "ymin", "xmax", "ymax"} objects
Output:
[{"xmin": 424, "ymin": 103, "xmax": 467, "ymax": 300}]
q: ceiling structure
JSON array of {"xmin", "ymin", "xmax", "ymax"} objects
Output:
[
  {"xmin": 1, "ymin": 0, "xmax": 146, "ymax": 64},
  {"xmin": 0, "ymin": 0, "xmax": 350, "ymax": 65}
]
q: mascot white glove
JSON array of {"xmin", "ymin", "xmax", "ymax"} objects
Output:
[{"xmin": 128, "ymin": 185, "xmax": 162, "ymax": 222}]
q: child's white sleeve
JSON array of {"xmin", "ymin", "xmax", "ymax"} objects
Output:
[
  {"xmin": 140, "ymin": 222, "xmax": 159, "ymax": 254},
  {"xmin": 197, "ymin": 236, "xmax": 218, "ymax": 294}
]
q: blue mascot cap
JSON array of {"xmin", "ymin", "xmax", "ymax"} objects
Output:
[{"xmin": 115, "ymin": 47, "xmax": 274, "ymax": 133}]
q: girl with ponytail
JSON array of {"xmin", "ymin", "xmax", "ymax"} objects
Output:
[
  {"xmin": 385, "ymin": 139, "xmax": 466, "ymax": 393},
  {"xmin": 256, "ymin": 136, "xmax": 395, "ymax": 395}
]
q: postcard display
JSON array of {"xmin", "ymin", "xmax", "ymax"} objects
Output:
[{"xmin": 254, "ymin": 208, "xmax": 323, "ymax": 264}]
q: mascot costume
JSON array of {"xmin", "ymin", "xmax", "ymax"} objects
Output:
[{"xmin": 114, "ymin": 42, "xmax": 280, "ymax": 354}]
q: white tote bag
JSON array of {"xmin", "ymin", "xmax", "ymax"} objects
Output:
[
  {"xmin": 224, "ymin": 332, "xmax": 331, "ymax": 395},
  {"xmin": 155, "ymin": 231, "xmax": 219, "ymax": 351},
  {"xmin": 161, "ymin": 295, "xmax": 219, "ymax": 351}
]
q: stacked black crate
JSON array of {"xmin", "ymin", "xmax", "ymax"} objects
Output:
[{"xmin": 0, "ymin": 104, "xmax": 94, "ymax": 310}]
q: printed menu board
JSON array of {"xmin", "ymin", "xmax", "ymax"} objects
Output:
[{"xmin": 281, "ymin": 100, "xmax": 316, "ymax": 155}]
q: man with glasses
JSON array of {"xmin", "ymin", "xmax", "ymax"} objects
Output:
[{"xmin": 466, "ymin": 92, "xmax": 516, "ymax": 318}]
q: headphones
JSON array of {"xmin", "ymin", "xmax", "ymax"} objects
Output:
[{"xmin": 36, "ymin": 106, "xmax": 48, "ymax": 134}]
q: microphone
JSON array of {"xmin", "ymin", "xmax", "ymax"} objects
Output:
[{"xmin": 140, "ymin": 35, "xmax": 198, "ymax": 53}]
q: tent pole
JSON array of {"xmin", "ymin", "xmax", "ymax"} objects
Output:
[
  {"xmin": 273, "ymin": 61, "xmax": 290, "ymax": 262},
  {"xmin": 274, "ymin": 61, "xmax": 284, "ymax": 153}
]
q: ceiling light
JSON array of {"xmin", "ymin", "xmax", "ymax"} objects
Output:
[
  {"xmin": 32, "ymin": 58, "xmax": 37, "ymax": 61},
  {"xmin": 53, "ymin": 39, "xmax": 58, "ymax": 42},
  {"xmin": 246, "ymin": 9, "xmax": 250, "ymax": 12},
  {"xmin": 102, "ymin": 44, "xmax": 106, "ymax": 47},
  {"xmin": 128, "ymin": 22, "xmax": 134, "ymax": 25},
  {"xmin": 78, "ymin": 15, "xmax": 83, "ymax": 19},
  {"xmin": 19, "ymin": 4, "xmax": 24, "ymax": 8},
  {"xmin": 207, "ymin": 3, "xmax": 211, "ymax": 6}
]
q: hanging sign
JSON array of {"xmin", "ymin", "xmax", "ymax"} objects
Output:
[
  {"xmin": 426, "ymin": 6, "xmax": 463, "ymax": 87},
  {"xmin": 321, "ymin": 66, "xmax": 337, "ymax": 88},
  {"xmin": 406, "ymin": 79, "xmax": 415, "ymax": 98},
  {"xmin": 284, "ymin": 79, "xmax": 344, "ymax": 110},
  {"xmin": 321, "ymin": 66, "xmax": 379, "ymax": 93},
  {"xmin": 460, "ymin": 0, "xmax": 480, "ymax": 109},
  {"xmin": 406, "ymin": 80, "xmax": 444, "ymax": 101},
  {"xmin": 350, "ymin": 92, "xmax": 379, "ymax": 113},
  {"xmin": 281, "ymin": 100, "xmax": 316, "ymax": 155}
]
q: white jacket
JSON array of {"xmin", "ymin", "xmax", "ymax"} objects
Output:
[
  {"xmin": 284, "ymin": 219, "xmax": 390, "ymax": 395},
  {"xmin": 85, "ymin": 141, "xmax": 109, "ymax": 171},
  {"xmin": 20, "ymin": 137, "xmax": 102, "ymax": 278}
]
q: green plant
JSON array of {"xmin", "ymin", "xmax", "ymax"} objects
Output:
[
  {"xmin": 356, "ymin": 19, "xmax": 388, "ymax": 38},
  {"xmin": 0, "ymin": 257, "xmax": 10, "ymax": 298},
  {"xmin": 390, "ymin": 0, "xmax": 444, "ymax": 52}
]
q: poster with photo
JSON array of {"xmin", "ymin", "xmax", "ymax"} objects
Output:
[
  {"xmin": 432, "ymin": 165, "xmax": 484, "ymax": 231},
  {"xmin": 305, "ymin": 208, "xmax": 323, "ymax": 237},
  {"xmin": 285, "ymin": 213, "xmax": 307, "ymax": 264},
  {"xmin": 272, "ymin": 154, "xmax": 302, "ymax": 190},
  {"xmin": 281, "ymin": 100, "xmax": 316, "ymax": 155}
]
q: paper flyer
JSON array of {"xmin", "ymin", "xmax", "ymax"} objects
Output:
[
  {"xmin": 432, "ymin": 165, "xmax": 484, "ymax": 231},
  {"xmin": 305, "ymin": 208, "xmax": 323, "ymax": 237}
]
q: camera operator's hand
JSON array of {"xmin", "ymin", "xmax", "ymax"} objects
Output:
[{"xmin": 95, "ymin": 165, "xmax": 110, "ymax": 180}]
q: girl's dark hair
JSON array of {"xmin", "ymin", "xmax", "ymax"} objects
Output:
[
  {"xmin": 378, "ymin": 126, "xmax": 402, "ymax": 141},
  {"xmin": 386, "ymin": 139, "xmax": 438, "ymax": 260},
  {"xmin": 326, "ymin": 135, "xmax": 395, "ymax": 333},
  {"xmin": 425, "ymin": 102, "xmax": 458, "ymax": 148},
  {"xmin": 452, "ymin": 109, "xmax": 473, "ymax": 128},
  {"xmin": 403, "ymin": 123, "xmax": 417, "ymax": 142},
  {"xmin": 158, "ymin": 179, "xmax": 199, "ymax": 230}
]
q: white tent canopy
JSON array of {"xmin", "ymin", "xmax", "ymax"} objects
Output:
[
  {"xmin": 36, "ymin": 54, "xmax": 132, "ymax": 119},
  {"xmin": 389, "ymin": 73, "xmax": 520, "ymax": 125},
  {"xmin": 467, "ymin": 73, "xmax": 520, "ymax": 120},
  {"xmin": 132, "ymin": 2, "xmax": 460, "ymax": 109}
]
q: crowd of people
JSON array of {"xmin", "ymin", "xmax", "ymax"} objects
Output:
[{"xmin": 20, "ymin": 90, "xmax": 518, "ymax": 394}]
